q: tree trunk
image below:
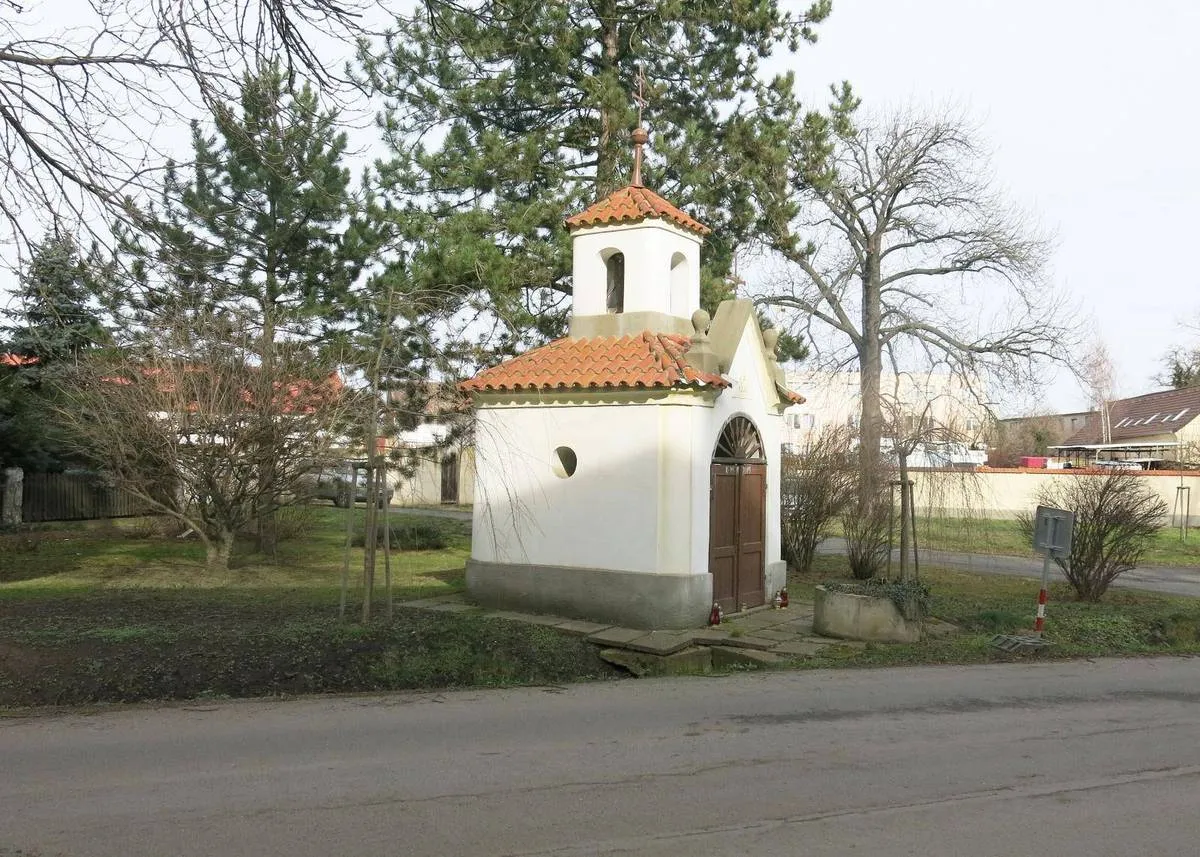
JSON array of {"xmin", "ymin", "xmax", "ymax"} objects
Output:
[
  {"xmin": 362, "ymin": 398, "xmax": 381, "ymax": 622},
  {"xmin": 595, "ymin": 2, "xmax": 622, "ymax": 198},
  {"xmin": 205, "ymin": 528, "xmax": 235, "ymax": 572},
  {"xmin": 897, "ymin": 453, "xmax": 910, "ymax": 581},
  {"xmin": 256, "ymin": 303, "xmax": 279, "ymax": 555},
  {"xmin": 857, "ymin": 240, "xmax": 885, "ymax": 507}
]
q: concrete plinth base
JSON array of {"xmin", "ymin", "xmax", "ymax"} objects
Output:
[
  {"xmin": 765, "ymin": 560, "xmax": 787, "ymax": 599},
  {"xmin": 466, "ymin": 559, "xmax": 713, "ymax": 630},
  {"xmin": 813, "ymin": 585, "xmax": 922, "ymax": 644}
]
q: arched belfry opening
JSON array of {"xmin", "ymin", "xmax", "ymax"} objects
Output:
[
  {"xmin": 604, "ymin": 250, "xmax": 625, "ymax": 313},
  {"xmin": 709, "ymin": 415, "xmax": 766, "ymax": 613},
  {"xmin": 669, "ymin": 251, "xmax": 689, "ymax": 317}
]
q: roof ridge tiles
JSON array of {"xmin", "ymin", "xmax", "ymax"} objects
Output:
[
  {"xmin": 564, "ymin": 185, "xmax": 711, "ymax": 236},
  {"xmin": 459, "ymin": 329, "xmax": 728, "ymax": 395}
]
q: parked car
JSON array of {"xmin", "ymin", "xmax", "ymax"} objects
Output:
[
  {"xmin": 1094, "ymin": 460, "xmax": 1144, "ymax": 471},
  {"xmin": 297, "ymin": 466, "xmax": 393, "ymax": 507}
]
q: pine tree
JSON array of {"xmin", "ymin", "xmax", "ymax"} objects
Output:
[
  {"xmin": 359, "ymin": 0, "xmax": 840, "ymax": 348},
  {"xmin": 124, "ymin": 63, "xmax": 371, "ymax": 362},
  {"xmin": 118, "ymin": 63, "xmax": 376, "ymax": 552}
]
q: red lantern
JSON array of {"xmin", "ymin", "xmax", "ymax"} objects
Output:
[
  {"xmin": 709, "ymin": 602, "xmax": 722, "ymax": 626},
  {"xmin": 780, "ymin": 588, "xmax": 789, "ymax": 608}
]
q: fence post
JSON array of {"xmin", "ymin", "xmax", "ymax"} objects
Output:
[{"xmin": 2, "ymin": 467, "xmax": 22, "ymax": 526}]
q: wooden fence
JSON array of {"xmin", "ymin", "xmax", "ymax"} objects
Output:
[{"xmin": 16, "ymin": 471, "xmax": 154, "ymax": 523}]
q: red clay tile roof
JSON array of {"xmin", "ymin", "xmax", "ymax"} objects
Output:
[
  {"xmin": 1, "ymin": 354, "xmax": 38, "ymax": 367},
  {"xmin": 1062, "ymin": 386, "xmax": 1200, "ymax": 445},
  {"xmin": 459, "ymin": 332, "xmax": 729, "ymax": 395},
  {"xmin": 776, "ymin": 384, "xmax": 806, "ymax": 405},
  {"xmin": 565, "ymin": 185, "xmax": 711, "ymax": 236}
]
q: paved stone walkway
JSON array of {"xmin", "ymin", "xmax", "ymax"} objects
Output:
[{"xmin": 398, "ymin": 593, "xmax": 866, "ymax": 673}]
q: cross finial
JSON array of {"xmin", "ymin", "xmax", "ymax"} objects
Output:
[
  {"xmin": 631, "ymin": 64, "xmax": 649, "ymax": 187},
  {"xmin": 632, "ymin": 64, "xmax": 648, "ymax": 127}
]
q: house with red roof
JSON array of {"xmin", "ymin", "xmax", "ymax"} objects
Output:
[
  {"xmin": 1050, "ymin": 386, "xmax": 1200, "ymax": 468},
  {"xmin": 458, "ymin": 126, "xmax": 804, "ymax": 629},
  {"xmin": 1, "ymin": 354, "xmax": 38, "ymax": 368}
]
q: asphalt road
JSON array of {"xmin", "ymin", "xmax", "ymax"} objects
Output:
[
  {"xmin": 816, "ymin": 536, "xmax": 1200, "ymax": 597},
  {"xmin": 5, "ymin": 658, "xmax": 1200, "ymax": 856}
]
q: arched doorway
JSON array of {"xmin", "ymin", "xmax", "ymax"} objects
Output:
[{"xmin": 709, "ymin": 416, "xmax": 766, "ymax": 613}]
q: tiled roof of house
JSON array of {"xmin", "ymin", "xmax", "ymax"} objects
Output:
[
  {"xmin": 1062, "ymin": 386, "xmax": 1200, "ymax": 445},
  {"xmin": 1, "ymin": 353, "xmax": 38, "ymax": 367},
  {"xmin": 459, "ymin": 332, "xmax": 729, "ymax": 395},
  {"xmin": 565, "ymin": 185, "xmax": 711, "ymax": 236}
]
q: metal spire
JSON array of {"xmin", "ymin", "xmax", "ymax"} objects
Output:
[{"xmin": 631, "ymin": 64, "xmax": 648, "ymax": 187}]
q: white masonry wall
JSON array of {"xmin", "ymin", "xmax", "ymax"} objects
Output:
[
  {"xmin": 470, "ymin": 317, "xmax": 785, "ymax": 590},
  {"xmin": 470, "ymin": 400, "xmax": 698, "ymax": 574},
  {"xmin": 687, "ymin": 316, "xmax": 785, "ymax": 581},
  {"xmin": 570, "ymin": 220, "xmax": 701, "ymax": 317}
]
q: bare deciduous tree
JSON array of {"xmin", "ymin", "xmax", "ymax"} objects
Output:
[
  {"xmin": 761, "ymin": 110, "xmax": 1074, "ymax": 505},
  {"xmin": 0, "ymin": 0, "xmax": 375, "ymax": 257},
  {"xmin": 780, "ymin": 425, "xmax": 856, "ymax": 573},
  {"xmin": 1018, "ymin": 472, "xmax": 1167, "ymax": 601},
  {"xmin": 1079, "ymin": 336, "xmax": 1115, "ymax": 444},
  {"xmin": 1158, "ymin": 314, "xmax": 1200, "ymax": 390},
  {"xmin": 987, "ymin": 412, "xmax": 1070, "ymax": 467},
  {"xmin": 52, "ymin": 312, "xmax": 356, "ymax": 571},
  {"xmin": 879, "ymin": 382, "xmax": 980, "ymax": 582}
]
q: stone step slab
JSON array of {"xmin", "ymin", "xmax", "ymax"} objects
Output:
[{"xmin": 711, "ymin": 647, "xmax": 785, "ymax": 670}]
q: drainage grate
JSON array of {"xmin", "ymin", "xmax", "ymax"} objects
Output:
[{"xmin": 990, "ymin": 634, "xmax": 1054, "ymax": 653}]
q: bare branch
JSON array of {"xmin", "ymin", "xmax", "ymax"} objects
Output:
[
  {"xmin": 0, "ymin": 0, "xmax": 381, "ymax": 262},
  {"xmin": 757, "ymin": 107, "xmax": 1076, "ymax": 498}
]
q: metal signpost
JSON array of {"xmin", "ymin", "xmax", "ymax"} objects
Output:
[
  {"xmin": 1032, "ymin": 505, "xmax": 1074, "ymax": 634},
  {"xmin": 991, "ymin": 505, "xmax": 1074, "ymax": 653}
]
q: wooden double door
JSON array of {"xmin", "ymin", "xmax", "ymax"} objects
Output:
[{"xmin": 709, "ymin": 417, "xmax": 767, "ymax": 614}]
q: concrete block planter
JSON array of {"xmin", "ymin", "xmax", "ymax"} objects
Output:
[{"xmin": 812, "ymin": 585, "xmax": 922, "ymax": 644}]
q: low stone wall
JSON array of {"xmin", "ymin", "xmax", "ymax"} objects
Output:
[
  {"xmin": 813, "ymin": 585, "xmax": 922, "ymax": 644},
  {"xmin": 912, "ymin": 469, "xmax": 1200, "ymax": 523}
]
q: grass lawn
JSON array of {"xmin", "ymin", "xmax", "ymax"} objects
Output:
[
  {"xmin": 0, "ymin": 505, "xmax": 470, "ymax": 597},
  {"xmin": 0, "ymin": 507, "xmax": 618, "ymax": 708},
  {"xmin": 5, "ymin": 506, "xmax": 1200, "ymax": 709},
  {"xmin": 864, "ymin": 515, "xmax": 1200, "ymax": 567},
  {"xmin": 788, "ymin": 555, "xmax": 1200, "ymax": 668}
]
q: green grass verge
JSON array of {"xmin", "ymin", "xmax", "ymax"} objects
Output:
[
  {"xmin": 0, "ymin": 506, "xmax": 621, "ymax": 707},
  {"xmin": 787, "ymin": 554, "xmax": 1200, "ymax": 668},
  {"xmin": 0, "ymin": 590, "xmax": 618, "ymax": 707},
  {"xmin": 0, "ymin": 505, "xmax": 470, "ymax": 598},
  {"xmin": 823, "ymin": 516, "xmax": 1200, "ymax": 567}
]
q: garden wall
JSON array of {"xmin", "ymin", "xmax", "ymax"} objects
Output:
[{"xmin": 912, "ymin": 468, "xmax": 1200, "ymax": 524}]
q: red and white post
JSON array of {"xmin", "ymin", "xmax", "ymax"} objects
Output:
[{"xmin": 1035, "ymin": 550, "xmax": 1052, "ymax": 636}]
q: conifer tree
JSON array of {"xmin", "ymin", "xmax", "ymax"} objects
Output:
[
  {"xmin": 1, "ymin": 233, "xmax": 111, "ymax": 470},
  {"xmin": 5, "ymin": 234, "xmax": 110, "ymax": 363},
  {"xmin": 359, "ymin": 0, "xmax": 844, "ymax": 348},
  {"xmin": 124, "ymin": 62, "xmax": 371, "ymax": 363},
  {"xmin": 118, "ymin": 63, "xmax": 375, "ymax": 552}
]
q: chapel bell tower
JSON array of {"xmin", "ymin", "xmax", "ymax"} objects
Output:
[{"xmin": 564, "ymin": 123, "xmax": 710, "ymax": 338}]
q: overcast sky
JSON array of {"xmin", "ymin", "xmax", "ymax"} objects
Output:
[
  {"xmin": 7, "ymin": 0, "xmax": 1197, "ymax": 416},
  {"xmin": 777, "ymin": 0, "xmax": 1200, "ymax": 412}
]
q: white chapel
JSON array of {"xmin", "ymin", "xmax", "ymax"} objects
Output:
[{"xmin": 459, "ymin": 126, "xmax": 804, "ymax": 629}]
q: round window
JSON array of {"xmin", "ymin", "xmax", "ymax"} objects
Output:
[{"xmin": 552, "ymin": 446, "xmax": 578, "ymax": 478}]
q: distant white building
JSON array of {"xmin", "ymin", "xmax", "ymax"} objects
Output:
[{"xmin": 780, "ymin": 369, "xmax": 989, "ymax": 465}]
